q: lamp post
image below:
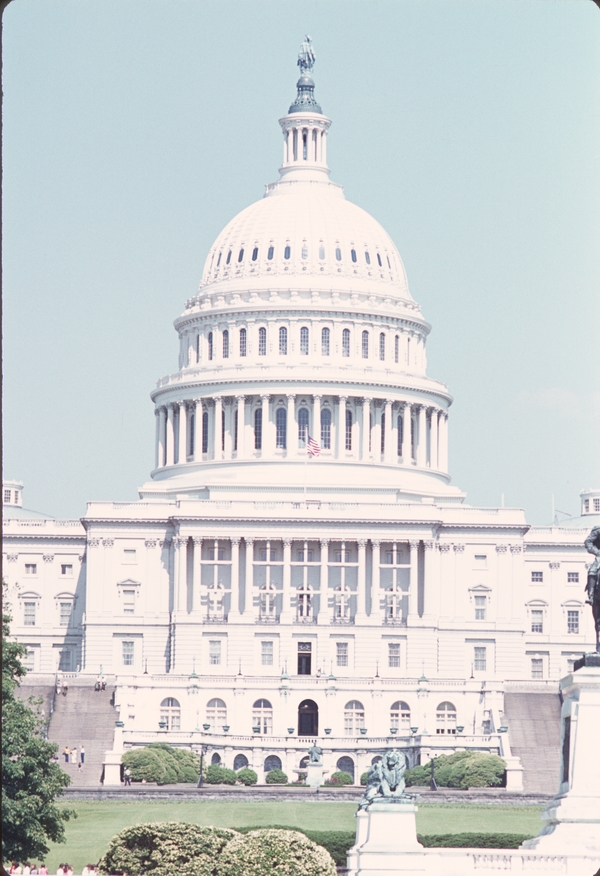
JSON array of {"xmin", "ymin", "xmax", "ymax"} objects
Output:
[
  {"xmin": 197, "ymin": 743, "xmax": 208, "ymax": 788},
  {"xmin": 429, "ymin": 756, "xmax": 438, "ymax": 791}
]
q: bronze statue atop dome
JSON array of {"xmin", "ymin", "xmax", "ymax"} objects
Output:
[{"xmin": 298, "ymin": 35, "xmax": 316, "ymax": 76}]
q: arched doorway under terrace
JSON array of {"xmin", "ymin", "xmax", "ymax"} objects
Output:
[
  {"xmin": 298, "ymin": 699, "xmax": 318, "ymax": 736},
  {"xmin": 336, "ymin": 756, "xmax": 355, "ymax": 782}
]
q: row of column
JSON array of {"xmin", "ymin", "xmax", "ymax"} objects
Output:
[
  {"xmin": 154, "ymin": 395, "xmax": 449, "ymax": 472},
  {"xmin": 171, "ymin": 537, "xmax": 430, "ymax": 625},
  {"xmin": 282, "ymin": 121, "xmax": 328, "ymax": 167}
]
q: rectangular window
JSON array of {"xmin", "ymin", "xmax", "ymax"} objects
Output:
[
  {"xmin": 474, "ymin": 646, "xmax": 487, "ymax": 671},
  {"xmin": 208, "ymin": 549, "xmax": 225, "ymax": 560},
  {"xmin": 23, "ymin": 602, "xmax": 36, "ymax": 626},
  {"xmin": 531, "ymin": 571, "xmax": 543, "ymax": 583},
  {"xmin": 474, "ymin": 595, "xmax": 487, "ymax": 620},
  {"xmin": 261, "ymin": 640, "xmax": 273, "ymax": 666},
  {"xmin": 122, "ymin": 640, "xmax": 134, "ymax": 666},
  {"xmin": 239, "ymin": 328, "xmax": 247, "ymax": 357},
  {"xmin": 122, "ymin": 589, "xmax": 135, "ymax": 615},
  {"xmin": 334, "ymin": 551, "xmax": 350, "ymax": 562},
  {"xmin": 567, "ymin": 572, "xmax": 579, "ymax": 583},
  {"xmin": 336, "ymin": 641, "xmax": 349, "ymax": 667},
  {"xmin": 531, "ymin": 610, "xmax": 544, "ymax": 633},
  {"xmin": 209, "ymin": 640, "xmax": 222, "ymax": 665},
  {"xmin": 59, "ymin": 602, "xmax": 72, "ymax": 626},
  {"xmin": 595, "ymin": 498, "xmax": 600, "ymax": 512},
  {"xmin": 4, "ymin": 489, "xmax": 11, "ymax": 502},
  {"xmin": 259, "ymin": 549, "xmax": 277, "ymax": 561},
  {"xmin": 474, "ymin": 555, "xmax": 487, "ymax": 567},
  {"xmin": 61, "ymin": 564, "xmax": 73, "ymax": 576},
  {"xmin": 296, "ymin": 550, "xmax": 313, "ymax": 562},
  {"xmin": 23, "ymin": 649, "xmax": 35, "ymax": 671},
  {"xmin": 25, "ymin": 564, "xmax": 37, "ymax": 575},
  {"xmin": 567, "ymin": 611, "xmax": 579, "ymax": 634},
  {"xmin": 123, "ymin": 549, "xmax": 137, "ymax": 563},
  {"xmin": 388, "ymin": 642, "xmax": 401, "ymax": 668},
  {"xmin": 531, "ymin": 658, "xmax": 543, "ymax": 679}
]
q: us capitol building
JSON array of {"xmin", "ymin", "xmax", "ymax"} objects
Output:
[{"xmin": 4, "ymin": 42, "xmax": 598, "ymax": 785}]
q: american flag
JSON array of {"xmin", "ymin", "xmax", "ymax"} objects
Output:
[{"xmin": 307, "ymin": 435, "xmax": 321, "ymax": 456}]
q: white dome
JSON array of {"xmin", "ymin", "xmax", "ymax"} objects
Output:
[{"xmin": 199, "ymin": 179, "xmax": 412, "ymax": 303}]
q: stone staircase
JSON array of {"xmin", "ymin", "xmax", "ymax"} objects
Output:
[
  {"xmin": 503, "ymin": 689, "xmax": 562, "ymax": 794},
  {"xmin": 42, "ymin": 676, "xmax": 118, "ymax": 787}
]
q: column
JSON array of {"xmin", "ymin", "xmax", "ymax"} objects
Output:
[
  {"xmin": 214, "ymin": 396, "xmax": 223, "ymax": 460},
  {"xmin": 286, "ymin": 394, "xmax": 295, "ymax": 456},
  {"xmin": 193, "ymin": 538, "xmax": 202, "ymax": 615},
  {"xmin": 408, "ymin": 540, "xmax": 419, "ymax": 618},
  {"xmin": 430, "ymin": 409, "xmax": 439, "ymax": 470},
  {"xmin": 236, "ymin": 396, "xmax": 246, "ymax": 458},
  {"xmin": 193, "ymin": 399, "xmax": 203, "ymax": 461},
  {"xmin": 229, "ymin": 538, "xmax": 241, "ymax": 622},
  {"xmin": 281, "ymin": 538, "xmax": 292, "ymax": 623},
  {"xmin": 156, "ymin": 407, "xmax": 166, "ymax": 468},
  {"xmin": 178, "ymin": 401, "xmax": 188, "ymax": 464},
  {"xmin": 318, "ymin": 539, "xmax": 329, "ymax": 625},
  {"xmin": 224, "ymin": 399, "xmax": 233, "ymax": 459},
  {"xmin": 439, "ymin": 413, "xmax": 449, "ymax": 473},
  {"xmin": 261, "ymin": 395, "xmax": 270, "ymax": 457},
  {"xmin": 401, "ymin": 402, "xmax": 411, "ymax": 462},
  {"xmin": 166, "ymin": 404, "xmax": 175, "ymax": 466},
  {"xmin": 244, "ymin": 538, "xmax": 254, "ymax": 618},
  {"xmin": 173, "ymin": 536, "xmax": 186, "ymax": 613},
  {"xmin": 384, "ymin": 400, "xmax": 393, "ymax": 464},
  {"xmin": 422, "ymin": 539, "xmax": 439, "ymax": 620},
  {"xmin": 416, "ymin": 406, "xmax": 427, "ymax": 467},
  {"xmin": 313, "ymin": 395, "xmax": 321, "ymax": 446},
  {"xmin": 338, "ymin": 396, "xmax": 347, "ymax": 458},
  {"xmin": 356, "ymin": 539, "xmax": 367, "ymax": 623},
  {"xmin": 371, "ymin": 540, "xmax": 382, "ymax": 620},
  {"xmin": 186, "ymin": 332, "xmax": 195, "ymax": 368},
  {"xmin": 361, "ymin": 398, "xmax": 371, "ymax": 460}
]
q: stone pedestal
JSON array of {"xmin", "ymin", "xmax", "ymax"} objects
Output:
[
  {"xmin": 346, "ymin": 800, "xmax": 425, "ymax": 876},
  {"xmin": 102, "ymin": 751, "xmax": 123, "ymax": 786},
  {"xmin": 305, "ymin": 761, "xmax": 325, "ymax": 787},
  {"xmin": 522, "ymin": 656, "xmax": 600, "ymax": 855}
]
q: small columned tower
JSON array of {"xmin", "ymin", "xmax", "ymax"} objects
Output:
[{"xmin": 279, "ymin": 36, "xmax": 331, "ymax": 183}]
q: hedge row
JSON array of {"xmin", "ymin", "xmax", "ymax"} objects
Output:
[{"xmin": 405, "ymin": 751, "xmax": 506, "ymax": 789}]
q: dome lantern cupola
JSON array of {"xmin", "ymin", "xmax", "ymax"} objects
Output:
[{"xmin": 278, "ymin": 36, "xmax": 331, "ymax": 183}]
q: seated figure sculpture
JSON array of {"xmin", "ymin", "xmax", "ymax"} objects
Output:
[{"xmin": 358, "ymin": 749, "xmax": 407, "ymax": 810}]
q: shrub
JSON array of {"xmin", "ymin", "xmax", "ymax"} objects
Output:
[
  {"xmin": 324, "ymin": 771, "xmax": 353, "ymax": 786},
  {"xmin": 360, "ymin": 772, "xmax": 369, "ymax": 786},
  {"xmin": 121, "ymin": 745, "xmax": 200, "ymax": 785},
  {"xmin": 216, "ymin": 828, "xmax": 337, "ymax": 876},
  {"xmin": 205, "ymin": 764, "xmax": 237, "ymax": 785},
  {"xmin": 98, "ymin": 822, "xmax": 238, "ymax": 876},
  {"xmin": 405, "ymin": 751, "xmax": 505, "ymax": 789},
  {"xmin": 236, "ymin": 767, "xmax": 258, "ymax": 786},
  {"xmin": 265, "ymin": 768, "xmax": 288, "ymax": 784}
]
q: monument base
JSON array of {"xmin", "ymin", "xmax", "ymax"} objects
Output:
[
  {"xmin": 305, "ymin": 761, "xmax": 325, "ymax": 788},
  {"xmin": 346, "ymin": 800, "xmax": 425, "ymax": 876}
]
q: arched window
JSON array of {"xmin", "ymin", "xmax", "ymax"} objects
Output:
[
  {"xmin": 206, "ymin": 697, "xmax": 227, "ymax": 728},
  {"xmin": 334, "ymin": 584, "xmax": 350, "ymax": 619},
  {"xmin": 234, "ymin": 753, "xmax": 249, "ymax": 770},
  {"xmin": 298, "ymin": 699, "xmax": 318, "ymax": 736},
  {"xmin": 188, "ymin": 410, "xmax": 195, "ymax": 459},
  {"xmin": 300, "ymin": 327, "xmax": 309, "ymax": 355},
  {"xmin": 345, "ymin": 409, "xmax": 352, "ymax": 451},
  {"xmin": 406, "ymin": 337, "xmax": 411, "ymax": 365},
  {"xmin": 233, "ymin": 409, "xmax": 238, "ymax": 452},
  {"xmin": 342, "ymin": 329, "xmax": 350, "ymax": 357},
  {"xmin": 436, "ymin": 701, "xmax": 457, "ymax": 735},
  {"xmin": 397, "ymin": 414, "xmax": 403, "ymax": 457},
  {"xmin": 226, "ymin": 250, "xmax": 232, "ymax": 265},
  {"xmin": 160, "ymin": 697, "xmax": 181, "ymax": 731},
  {"xmin": 298, "ymin": 407, "xmax": 309, "ymax": 446},
  {"xmin": 279, "ymin": 326, "xmax": 288, "ymax": 355},
  {"xmin": 377, "ymin": 253, "xmax": 382, "ymax": 267},
  {"xmin": 208, "ymin": 332, "xmax": 213, "ymax": 361},
  {"xmin": 387, "ymin": 255, "xmax": 391, "ymax": 269},
  {"xmin": 321, "ymin": 327, "xmax": 330, "ymax": 356},
  {"xmin": 211, "ymin": 752, "xmax": 221, "ymax": 765},
  {"xmin": 216, "ymin": 252, "xmax": 222, "ymax": 268},
  {"xmin": 351, "ymin": 249, "xmax": 357, "ymax": 263},
  {"xmin": 365, "ymin": 251, "xmax": 371, "ymax": 265},
  {"xmin": 259, "ymin": 584, "xmax": 276, "ymax": 619},
  {"xmin": 319, "ymin": 245, "xmax": 325, "ymax": 260},
  {"xmin": 320, "ymin": 408, "xmax": 331, "ymax": 450},
  {"xmin": 264, "ymin": 754, "xmax": 282, "ymax": 771},
  {"xmin": 252, "ymin": 698, "xmax": 273, "ymax": 735},
  {"xmin": 379, "ymin": 332, "xmax": 385, "ymax": 361},
  {"xmin": 276, "ymin": 407, "xmax": 287, "ymax": 449},
  {"xmin": 411, "ymin": 414, "xmax": 416, "ymax": 460},
  {"xmin": 394, "ymin": 335, "xmax": 399, "ymax": 363},
  {"xmin": 284, "ymin": 245, "xmax": 291, "ymax": 260},
  {"xmin": 222, "ymin": 329, "xmax": 229, "ymax": 359},
  {"xmin": 239, "ymin": 328, "xmax": 247, "ymax": 357},
  {"xmin": 196, "ymin": 334, "xmax": 200, "ymax": 362},
  {"xmin": 258, "ymin": 327, "xmax": 267, "ymax": 356},
  {"xmin": 267, "ymin": 245, "xmax": 274, "ymax": 260},
  {"xmin": 390, "ymin": 701, "xmax": 411, "ymax": 731},
  {"xmin": 335, "ymin": 247, "xmax": 342, "ymax": 261},
  {"xmin": 252, "ymin": 247, "xmax": 259, "ymax": 261},
  {"xmin": 238, "ymin": 248, "xmax": 244, "ymax": 263},
  {"xmin": 344, "ymin": 700, "xmax": 365, "ymax": 735},
  {"xmin": 336, "ymin": 756, "xmax": 355, "ymax": 782},
  {"xmin": 221, "ymin": 409, "xmax": 225, "ymax": 453},
  {"xmin": 297, "ymin": 583, "xmax": 312, "ymax": 619},
  {"xmin": 380, "ymin": 412, "xmax": 385, "ymax": 454},
  {"xmin": 202, "ymin": 410, "xmax": 209, "ymax": 453},
  {"xmin": 301, "ymin": 244, "xmax": 308, "ymax": 259},
  {"xmin": 254, "ymin": 408, "xmax": 262, "ymax": 450},
  {"xmin": 362, "ymin": 331, "xmax": 369, "ymax": 359}
]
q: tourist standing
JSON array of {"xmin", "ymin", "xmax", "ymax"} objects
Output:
[
  {"xmin": 123, "ymin": 766, "xmax": 131, "ymax": 786},
  {"xmin": 80, "ymin": 745, "xmax": 85, "ymax": 764},
  {"xmin": 39, "ymin": 866, "xmax": 47, "ymax": 875},
  {"xmin": 70, "ymin": 747, "xmax": 77, "ymax": 764},
  {"xmin": 63, "ymin": 746, "xmax": 69, "ymax": 763}
]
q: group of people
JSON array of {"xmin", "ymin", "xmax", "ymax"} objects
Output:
[
  {"xmin": 94, "ymin": 675, "xmax": 106, "ymax": 692},
  {"xmin": 62, "ymin": 745, "xmax": 85, "ymax": 769},
  {"xmin": 8, "ymin": 863, "xmax": 49, "ymax": 874}
]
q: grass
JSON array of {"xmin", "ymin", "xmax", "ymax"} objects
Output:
[{"xmin": 42, "ymin": 800, "xmax": 544, "ymax": 873}]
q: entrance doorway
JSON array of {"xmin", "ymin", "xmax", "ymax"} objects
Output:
[{"xmin": 298, "ymin": 699, "xmax": 319, "ymax": 736}]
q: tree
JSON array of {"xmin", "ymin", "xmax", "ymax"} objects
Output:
[{"xmin": 2, "ymin": 591, "xmax": 74, "ymax": 861}]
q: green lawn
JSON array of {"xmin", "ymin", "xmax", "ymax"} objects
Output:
[{"xmin": 42, "ymin": 800, "xmax": 544, "ymax": 873}]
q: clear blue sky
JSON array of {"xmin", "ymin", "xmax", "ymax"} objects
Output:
[{"xmin": 3, "ymin": 0, "xmax": 599, "ymax": 524}]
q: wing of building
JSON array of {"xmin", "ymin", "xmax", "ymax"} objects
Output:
[{"xmin": 4, "ymin": 47, "xmax": 598, "ymax": 788}]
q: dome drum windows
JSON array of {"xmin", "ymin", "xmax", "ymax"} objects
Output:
[
  {"xmin": 321, "ymin": 327, "xmax": 330, "ymax": 356},
  {"xmin": 276, "ymin": 408, "xmax": 287, "ymax": 449},
  {"xmin": 335, "ymin": 247, "xmax": 342, "ymax": 262},
  {"xmin": 238, "ymin": 248, "xmax": 244, "ymax": 263},
  {"xmin": 365, "ymin": 251, "xmax": 371, "ymax": 265},
  {"xmin": 267, "ymin": 246, "xmax": 274, "ymax": 260},
  {"xmin": 208, "ymin": 332, "xmax": 214, "ymax": 361},
  {"xmin": 279, "ymin": 326, "xmax": 288, "ymax": 356},
  {"xmin": 284, "ymin": 245, "xmax": 291, "ymax": 260},
  {"xmin": 320, "ymin": 408, "xmax": 331, "ymax": 450},
  {"xmin": 226, "ymin": 250, "xmax": 232, "ymax": 265},
  {"xmin": 252, "ymin": 247, "xmax": 259, "ymax": 262},
  {"xmin": 361, "ymin": 331, "xmax": 369, "ymax": 359},
  {"xmin": 351, "ymin": 249, "xmax": 357, "ymax": 263},
  {"xmin": 298, "ymin": 407, "xmax": 309, "ymax": 446},
  {"xmin": 222, "ymin": 329, "xmax": 229, "ymax": 359},
  {"xmin": 379, "ymin": 332, "xmax": 386, "ymax": 362},
  {"xmin": 258, "ymin": 327, "xmax": 267, "ymax": 356},
  {"xmin": 342, "ymin": 329, "xmax": 351, "ymax": 358},
  {"xmin": 319, "ymin": 245, "xmax": 325, "ymax": 260},
  {"xmin": 239, "ymin": 328, "xmax": 247, "ymax": 357},
  {"xmin": 300, "ymin": 326, "xmax": 309, "ymax": 355}
]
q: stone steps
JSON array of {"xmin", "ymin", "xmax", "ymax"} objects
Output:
[{"xmin": 503, "ymin": 691, "xmax": 561, "ymax": 795}]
